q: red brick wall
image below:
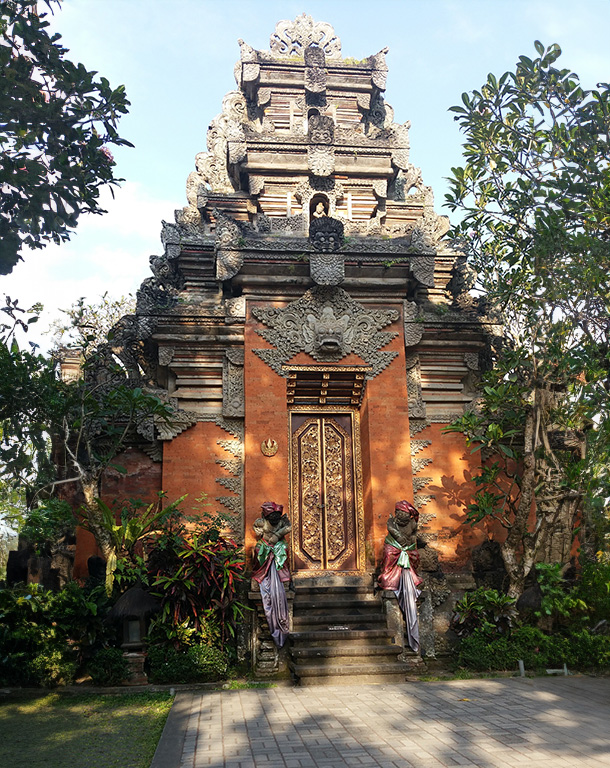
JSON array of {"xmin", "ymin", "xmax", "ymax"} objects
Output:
[
  {"xmin": 161, "ymin": 421, "xmax": 236, "ymax": 516},
  {"xmin": 244, "ymin": 299, "xmax": 416, "ymax": 571},
  {"xmin": 73, "ymin": 448, "xmax": 162, "ymax": 579}
]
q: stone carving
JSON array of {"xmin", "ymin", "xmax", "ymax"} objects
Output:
[
  {"xmin": 406, "ymin": 354, "xmax": 426, "ymax": 419},
  {"xmin": 222, "ymin": 348, "xmax": 245, "ymax": 418},
  {"xmin": 217, "ymin": 438, "xmax": 242, "ymax": 458},
  {"xmin": 413, "ymin": 494, "xmax": 435, "ymax": 509},
  {"xmin": 270, "ymin": 14, "xmax": 341, "ymax": 59},
  {"xmin": 158, "ymin": 346, "xmax": 174, "ymax": 367},
  {"xmin": 390, "ymin": 122, "xmax": 411, "ymax": 171},
  {"xmin": 295, "ymin": 178, "xmax": 344, "ymax": 219},
  {"xmin": 464, "ymin": 352, "xmax": 479, "ymax": 370},
  {"xmin": 411, "ymin": 256, "xmax": 436, "ymax": 287},
  {"xmin": 214, "ymin": 211, "xmax": 245, "ymax": 280},
  {"xmin": 403, "ymin": 300, "xmax": 424, "ymax": 347},
  {"xmin": 310, "ymin": 251, "xmax": 345, "ymax": 286},
  {"xmin": 304, "ymin": 44, "xmax": 326, "ymax": 68},
  {"xmin": 194, "ymin": 150, "xmax": 233, "ymax": 195},
  {"xmin": 411, "ymin": 207, "xmax": 451, "ymax": 254},
  {"xmin": 305, "ymin": 64, "xmax": 327, "ymax": 94},
  {"xmin": 252, "ymin": 502, "xmax": 292, "ymax": 647},
  {"xmin": 370, "ymin": 47, "xmax": 389, "ymax": 90},
  {"xmin": 156, "ymin": 407, "xmax": 199, "ymax": 441},
  {"xmin": 379, "ymin": 500, "xmax": 422, "ymax": 653},
  {"xmin": 217, "ymin": 476, "xmax": 241, "ymax": 494},
  {"xmin": 309, "ymin": 215, "xmax": 344, "ymax": 252},
  {"xmin": 411, "ymin": 439, "xmax": 432, "ymax": 455},
  {"xmin": 213, "ymin": 417, "xmax": 244, "ymax": 532},
  {"xmin": 308, "ymin": 144, "xmax": 335, "ymax": 176},
  {"xmin": 411, "ymin": 457, "xmax": 433, "ymax": 475},
  {"xmin": 225, "ymin": 296, "xmax": 246, "ymax": 322},
  {"xmin": 249, "ymin": 176, "xmax": 265, "ymax": 196},
  {"xmin": 308, "ymin": 114, "xmax": 334, "ymax": 144},
  {"xmin": 413, "ymin": 476, "xmax": 433, "ymax": 493},
  {"xmin": 372, "ymin": 179, "xmax": 388, "ymax": 200},
  {"xmin": 252, "ymin": 286, "xmax": 399, "ymax": 378},
  {"xmin": 368, "ymin": 94, "xmax": 394, "ymax": 130}
]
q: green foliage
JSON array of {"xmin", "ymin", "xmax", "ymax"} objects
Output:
[
  {"xmin": 0, "ymin": 582, "xmax": 111, "ymax": 686},
  {"xmin": 451, "ymin": 587, "xmax": 517, "ymax": 638},
  {"xmin": 87, "ymin": 647, "xmax": 129, "ymax": 686},
  {"xmin": 458, "ymin": 625, "xmax": 610, "ymax": 672},
  {"xmin": 19, "ymin": 498, "xmax": 75, "ymax": 555},
  {"xmin": 147, "ymin": 643, "xmax": 228, "ymax": 684},
  {"xmin": 49, "ymin": 293, "xmax": 136, "ymax": 352},
  {"xmin": 0, "ymin": 0, "xmax": 133, "ymax": 274},
  {"xmin": 86, "ymin": 493, "xmax": 186, "ymax": 595},
  {"xmin": 444, "ymin": 42, "xmax": 610, "ymax": 588},
  {"xmin": 534, "ymin": 563, "xmax": 588, "ymax": 623},
  {"xmin": 574, "ymin": 559, "xmax": 610, "ymax": 626},
  {"xmin": 152, "ymin": 528, "xmax": 248, "ymax": 646}
]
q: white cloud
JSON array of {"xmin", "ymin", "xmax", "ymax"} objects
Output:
[{"xmin": 1, "ymin": 182, "xmax": 175, "ymax": 351}]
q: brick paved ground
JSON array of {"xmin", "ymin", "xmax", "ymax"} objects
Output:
[{"xmin": 151, "ymin": 678, "xmax": 610, "ymax": 768}]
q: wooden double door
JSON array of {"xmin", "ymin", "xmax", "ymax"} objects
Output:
[{"xmin": 290, "ymin": 412, "xmax": 363, "ymax": 572}]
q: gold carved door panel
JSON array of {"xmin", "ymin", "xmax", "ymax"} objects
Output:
[{"xmin": 290, "ymin": 413, "xmax": 361, "ymax": 571}]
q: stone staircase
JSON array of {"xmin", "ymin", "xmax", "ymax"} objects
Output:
[{"xmin": 288, "ymin": 575, "xmax": 413, "ymax": 685}]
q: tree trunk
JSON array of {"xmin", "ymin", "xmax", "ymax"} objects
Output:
[
  {"xmin": 80, "ymin": 474, "xmax": 115, "ymax": 563},
  {"xmin": 502, "ymin": 403, "xmax": 537, "ymax": 599}
]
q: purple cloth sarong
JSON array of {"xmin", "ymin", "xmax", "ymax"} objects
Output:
[
  {"xmin": 396, "ymin": 566, "xmax": 421, "ymax": 653},
  {"xmin": 258, "ymin": 557, "xmax": 290, "ymax": 648}
]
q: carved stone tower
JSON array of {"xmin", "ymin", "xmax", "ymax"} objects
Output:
[{"xmin": 74, "ymin": 16, "xmax": 493, "ymax": 661}]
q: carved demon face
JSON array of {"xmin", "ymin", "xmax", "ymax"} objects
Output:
[
  {"xmin": 311, "ymin": 228, "xmax": 342, "ymax": 253},
  {"xmin": 309, "ymin": 215, "xmax": 344, "ymax": 253},
  {"xmin": 305, "ymin": 306, "xmax": 352, "ymax": 354}
]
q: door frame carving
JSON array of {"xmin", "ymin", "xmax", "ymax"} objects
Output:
[{"xmin": 288, "ymin": 404, "xmax": 366, "ymax": 575}]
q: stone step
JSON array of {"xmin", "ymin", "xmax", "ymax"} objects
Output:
[
  {"xmin": 292, "ymin": 574, "xmax": 374, "ymax": 589},
  {"xmin": 294, "ymin": 585, "xmax": 377, "ymax": 597},
  {"xmin": 293, "ymin": 597, "xmax": 381, "ymax": 611},
  {"xmin": 290, "ymin": 628, "xmax": 395, "ymax": 644},
  {"xmin": 290, "ymin": 661, "xmax": 410, "ymax": 686},
  {"xmin": 292, "ymin": 612, "xmax": 387, "ymax": 628},
  {"xmin": 292, "ymin": 644, "xmax": 403, "ymax": 660}
]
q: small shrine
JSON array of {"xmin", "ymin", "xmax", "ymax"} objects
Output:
[{"xmin": 72, "ymin": 15, "xmax": 496, "ymax": 675}]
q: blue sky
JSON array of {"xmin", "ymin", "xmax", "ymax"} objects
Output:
[{"xmin": 4, "ymin": 0, "xmax": 610, "ymax": 348}]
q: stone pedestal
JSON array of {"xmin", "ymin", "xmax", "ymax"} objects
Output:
[
  {"xmin": 122, "ymin": 651, "xmax": 148, "ymax": 686},
  {"xmin": 249, "ymin": 581, "xmax": 294, "ymax": 676}
]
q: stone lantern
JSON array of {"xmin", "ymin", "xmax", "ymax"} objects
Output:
[{"xmin": 107, "ymin": 586, "xmax": 161, "ymax": 684}]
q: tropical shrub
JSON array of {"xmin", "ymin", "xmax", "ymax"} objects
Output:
[
  {"xmin": 458, "ymin": 625, "xmax": 610, "ymax": 672},
  {"xmin": 147, "ymin": 643, "xmax": 228, "ymax": 684},
  {"xmin": 451, "ymin": 588, "xmax": 517, "ymax": 638},
  {"xmin": 149, "ymin": 505, "xmax": 248, "ymax": 650},
  {"xmin": 87, "ymin": 647, "xmax": 129, "ymax": 686},
  {"xmin": 0, "ymin": 581, "xmax": 112, "ymax": 686}
]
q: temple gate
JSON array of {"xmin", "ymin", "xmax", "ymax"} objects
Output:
[{"xmin": 71, "ymin": 15, "xmax": 498, "ymax": 678}]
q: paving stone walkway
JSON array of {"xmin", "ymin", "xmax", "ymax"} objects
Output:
[{"xmin": 151, "ymin": 677, "xmax": 610, "ymax": 768}]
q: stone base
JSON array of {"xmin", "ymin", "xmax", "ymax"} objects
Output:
[{"xmin": 122, "ymin": 652, "xmax": 148, "ymax": 686}]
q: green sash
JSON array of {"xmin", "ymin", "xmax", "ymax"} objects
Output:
[
  {"xmin": 385, "ymin": 534, "xmax": 415, "ymax": 569},
  {"xmin": 257, "ymin": 539, "xmax": 288, "ymax": 568}
]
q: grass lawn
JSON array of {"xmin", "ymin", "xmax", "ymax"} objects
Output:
[{"xmin": 0, "ymin": 691, "xmax": 173, "ymax": 768}]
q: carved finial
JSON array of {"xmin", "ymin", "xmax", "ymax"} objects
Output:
[{"xmin": 270, "ymin": 14, "xmax": 341, "ymax": 58}]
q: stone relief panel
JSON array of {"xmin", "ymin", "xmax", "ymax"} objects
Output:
[
  {"xmin": 403, "ymin": 300, "xmax": 424, "ymax": 347},
  {"xmin": 222, "ymin": 348, "xmax": 245, "ymax": 418},
  {"xmin": 406, "ymin": 354, "xmax": 426, "ymax": 420},
  {"xmin": 308, "ymin": 145, "xmax": 335, "ymax": 176},
  {"xmin": 270, "ymin": 14, "xmax": 342, "ymax": 58},
  {"xmin": 252, "ymin": 286, "xmax": 399, "ymax": 378}
]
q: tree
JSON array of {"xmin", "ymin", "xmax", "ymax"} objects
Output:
[
  {"xmin": 0, "ymin": 0, "xmax": 132, "ymax": 274},
  {"xmin": 445, "ymin": 42, "xmax": 610, "ymax": 596},
  {"xmin": 48, "ymin": 292, "xmax": 136, "ymax": 350},
  {"xmin": 0, "ymin": 297, "xmax": 175, "ymax": 568}
]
